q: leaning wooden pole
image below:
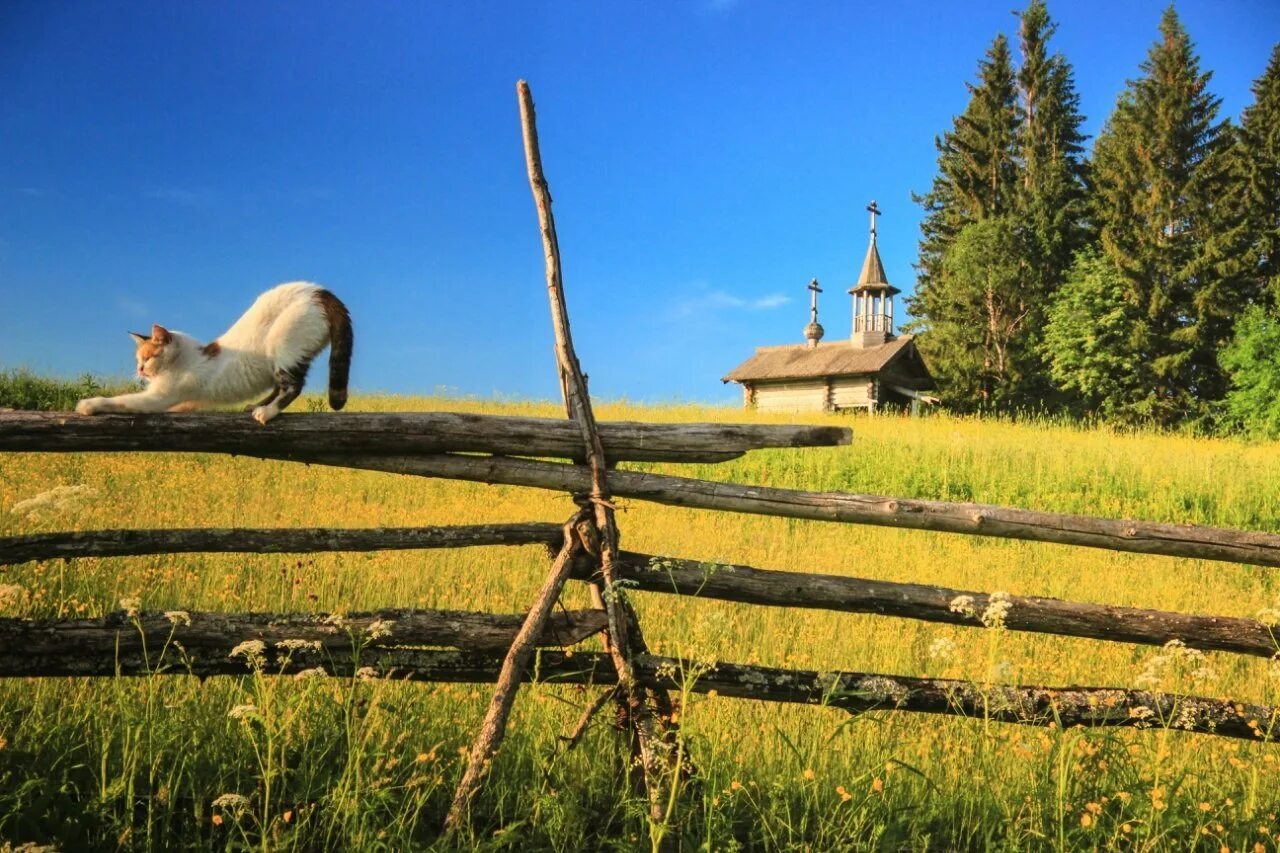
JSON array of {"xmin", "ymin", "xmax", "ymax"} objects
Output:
[
  {"xmin": 516, "ymin": 78, "xmax": 669, "ymax": 821},
  {"xmin": 443, "ymin": 512, "xmax": 585, "ymax": 831}
]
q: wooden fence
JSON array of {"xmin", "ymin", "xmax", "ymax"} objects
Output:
[{"xmin": 3, "ymin": 81, "xmax": 1279, "ymax": 831}]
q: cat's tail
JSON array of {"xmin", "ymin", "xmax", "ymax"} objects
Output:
[{"xmin": 316, "ymin": 289, "xmax": 353, "ymax": 410}]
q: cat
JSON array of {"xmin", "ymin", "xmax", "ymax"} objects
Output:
[{"xmin": 75, "ymin": 282, "xmax": 353, "ymax": 425}]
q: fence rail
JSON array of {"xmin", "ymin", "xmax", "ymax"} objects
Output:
[
  {"xmin": 270, "ymin": 451, "xmax": 1280, "ymax": 568},
  {"xmin": 0, "ymin": 522, "xmax": 561, "ymax": 565},
  {"xmin": 0, "ymin": 411, "xmax": 850, "ymax": 464}
]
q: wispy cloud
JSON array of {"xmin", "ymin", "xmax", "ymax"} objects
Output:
[{"xmin": 668, "ymin": 287, "xmax": 791, "ymax": 320}]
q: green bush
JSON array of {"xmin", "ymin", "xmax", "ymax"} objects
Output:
[{"xmin": 0, "ymin": 368, "xmax": 137, "ymax": 412}]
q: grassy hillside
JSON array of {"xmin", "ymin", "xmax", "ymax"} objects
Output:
[{"xmin": 2, "ymin": 395, "xmax": 1280, "ymax": 849}]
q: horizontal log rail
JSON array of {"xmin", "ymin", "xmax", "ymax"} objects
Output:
[
  {"xmin": 9, "ymin": 525, "xmax": 1275, "ymax": 659},
  {"xmin": 6, "ymin": 644, "xmax": 1275, "ymax": 743},
  {"xmin": 592, "ymin": 552, "xmax": 1280, "ymax": 658},
  {"xmin": 0, "ymin": 523, "xmax": 562, "ymax": 566},
  {"xmin": 1, "ymin": 607, "xmax": 608, "ymax": 667},
  {"xmin": 0, "ymin": 411, "xmax": 851, "ymax": 464},
  {"xmin": 285, "ymin": 452, "xmax": 1280, "ymax": 569}
]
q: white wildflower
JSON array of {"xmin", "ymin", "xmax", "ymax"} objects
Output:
[
  {"xmin": 229, "ymin": 640, "xmax": 267, "ymax": 668},
  {"xmin": 1135, "ymin": 639, "xmax": 1215, "ymax": 690},
  {"xmin": 212, "ymin": 792, "xmax": 251, "ymax": 814},
  {"xmin": 927, "ymin": 636, "xmax": 956, "ymax": 662},
  {"xmin": 366, "ymin": 619, "xmax": 396, "ymax": 641},
  {"xmin": 980, "ymin": 591, "xmax": 1013, "ymax": 629},
  {"xmin": 1257, "ymin": 607, "xmax": 1280, "ymax": 627},
  {"xmin": 118, "ymin": 597, "xmax": 142, "ymax": 617},
  {"xmin": 276, "ymin": 639, "xmax": 322, "ymax": 652},
  {"xmin": 293, "ymin": 667, "xmax": 327, "ymax": 680},
  {"xmin": 355, "ymin": 666, "xmax": 379, "ymax": 681},
  {"xmin": 1129, "ymin": 705, "xmax": 1156, "ymax": 729},
  {"xmin": 10, "ymin": 484, "xmax": 97, "ymax": 521},
  {"xmin": 322, "ymin": 613, "xmax": 348, "ymax": 629},
  {"xmin": 949, "ymin": 595, "xmax": 976, "ymax": 618},
  {"xmin": 164, "ymin": 610, "xmax": 191, "ymax": 627}
]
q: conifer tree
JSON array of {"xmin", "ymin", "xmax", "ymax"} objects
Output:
[
  {"xmin": 1235, "ymin": 44, "xmax": 1280, "ymax": 302},
  {"xmin": 1012, "ymin": 0, "xmax": 1089, "ymax": 405},
  {"xmin": 910, "ymin": 35, "xmax": 1020, "ymax": 410},
  {"xmin": 1087, "ymin": 6, "xmax": 1239, "ymax": 424},
  {"xmin": 911, "ymin": 5, "xmax": 1085, "ymax": 412}
]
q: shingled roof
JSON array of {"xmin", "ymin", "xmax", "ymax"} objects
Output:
[
  {"xmin": 849, "ymin": 238, "xmax": 901, "ymax": 295},
  {"xmin": 722, "ymin": 335, "xmax": 920, "ymax": 382}
]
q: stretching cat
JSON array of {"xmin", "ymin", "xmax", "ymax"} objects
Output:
[{"xmin": 75, "ymin": 282, "xmax": 353, "ymax": 425}]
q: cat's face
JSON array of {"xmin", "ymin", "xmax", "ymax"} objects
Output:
[{"xmin": 129, "ymin": 324, "xmax": 175, "ymax": 379}]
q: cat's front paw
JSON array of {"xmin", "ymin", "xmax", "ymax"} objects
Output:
[
  {"xmin": 75, "ymin": 397, "xmax": 105, "ymax": 416},
  {"xmin": 251, "ymin": 405, "xmax": 279, "ymax": 426}
]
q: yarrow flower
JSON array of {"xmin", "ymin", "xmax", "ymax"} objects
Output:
[
  {"xmin": 949, "ymin": 595, "xmax": 976, "ymax": 618},
  {"xmin": 366, "ymin": 619, "xmax": 396, "ymax": 641},
  {"xmin": 980, "ymin": 592, "xmax": 1013, "ymax": 629},
  {"xmin": 1135, "ymin": 639, "xmax": 1215, "ymax": 690},
  {"xmin": 927, "ymin": 636, "xmax": 956, "ymax": 662},
  {"xmin": 293, "ymin": 667, "xmax": 327, "ymax": 680},
  {"xmin": 10, "ymin": 484, "xmax": 97, "ymax": 521},
  {"xmin": 355, "ymin": 666, "xmax": 379, "ymax": 681},
  {"xmin": 229, "ymin": 640, "xmax": 267, "ymax": 669},
  {"xmin": 164, "ymin": 610, "xmax": 191, "ymax": 627},
  {"xmin": 276, "ymin": 639, "xmax": 323, "ymax": 652},
  {"xmin": 212, "ymin": 793, "xmax": 251, "ymax": 815}
]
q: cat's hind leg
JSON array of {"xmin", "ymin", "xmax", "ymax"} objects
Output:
[
  {"xmin": 243, "ymin": 389, "xmax": 280, "ymax": 413},
  {"xmin": 251, "ymin": 358, "xmax": 312, "ymax": 425}
]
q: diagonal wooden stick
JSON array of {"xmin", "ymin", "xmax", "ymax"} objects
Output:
[
  {"xmin": 516, "ymin": 78, "xmax": 670, "ymax": 822},
  {"xmin": 443, "ymin": 511, "xmax": 585, "ymax": 831}
]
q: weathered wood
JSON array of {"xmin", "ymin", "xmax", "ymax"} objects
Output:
[
  {"xmin": 9, "ymin": 646, "xmax": 1275, "ymax": 743},
  {"xmin": 585, "ymin": 552, "xmax": 1280, "ymax": 658},
  {"xmin": 0, "ymin": 607, "xmax": 608, "ymax": 665},
  {"xmin": 0, "ymin": 523, "xmax": 563, "ymax": 566},
  {"xmin": 289, "ymin": 452, "xmax": 1280, "ymax": 569},
  {"xmin": 512, "ymin": 77, "xmax": 669, "ymax": 824},
  {"xmin": 0, "ymin": 411, "xmax": 849, "ymax": 464},
  {"xmin": 446, "ymin": 513, "xmax": 584, "ymax": 830}
]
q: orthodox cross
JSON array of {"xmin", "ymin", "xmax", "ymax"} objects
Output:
[
  {"xmin": 867, "ymin": 200, "xmax": 881, "ymax": 240},
  {"xmin": 807, "ymin": 277, "xmax": 822, "ymax": 323}
]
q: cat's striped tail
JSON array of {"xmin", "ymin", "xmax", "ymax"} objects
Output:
[{"xmin": 316, "ymin": 289, "xmax": 353, "ymax": 410}]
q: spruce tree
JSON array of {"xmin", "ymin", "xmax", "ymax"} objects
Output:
[
  {"xmin": 1236, "ymin": 44, "xmax": 1280, "ymax": 303},
  {"xmin": 1013, "ymin": 0, "xmax": 1089, "ymax": 405},
  {"xmin": 1088, "ymin": 6, "xmax": 1239, "ymax": 425},
  {"xmin": 911, "ymin": 6, "xmax": 1085, "ymax": 412},
  {"xmin": 909, "ymin": 35, "xmax": 1020, "ymax": 410}
]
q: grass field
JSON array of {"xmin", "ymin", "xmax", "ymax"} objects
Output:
[{"xmin": 4, "ymin": 394, "xmax": 1280, "ymax": 850}]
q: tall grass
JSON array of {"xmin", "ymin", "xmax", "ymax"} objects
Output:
[
  {"xmin": 0, "ymin": 369, "xmax": 137, "ymax": 412},
  {"xmin": 2, "ymin": 394, "xmax": 1280, "ymax": 849}
]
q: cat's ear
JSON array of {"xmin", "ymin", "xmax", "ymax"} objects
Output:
[
  {"xmin": 150, "ymin": 324, "xmax": 173, "ymax": 345},
  {"xmin": 129, "ymin": 331, "xmax": 148, "ymax": 345}
]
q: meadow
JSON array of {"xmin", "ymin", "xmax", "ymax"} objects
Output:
[{"xmin": 3, "ymin": 391, "xmax": 1280, "ymax": 850}]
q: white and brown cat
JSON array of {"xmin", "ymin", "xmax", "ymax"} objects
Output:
[{"xmin": 75, "ymin": 282, "xmax": 353, "ymax": 425}]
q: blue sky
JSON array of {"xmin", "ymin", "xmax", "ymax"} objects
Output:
[{"xmin": 2, "ymin": 1, "xmax": 1276, "ymax": 403}]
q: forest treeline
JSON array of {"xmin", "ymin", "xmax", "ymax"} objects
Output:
[{"xmin": 908, "ymin": 3, "xmax": 1280, "ymax": 435}]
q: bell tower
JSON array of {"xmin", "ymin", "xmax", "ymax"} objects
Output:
[{"xmin": 848, "ymin": 200, "xmax": 901, "ymax": 348}]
